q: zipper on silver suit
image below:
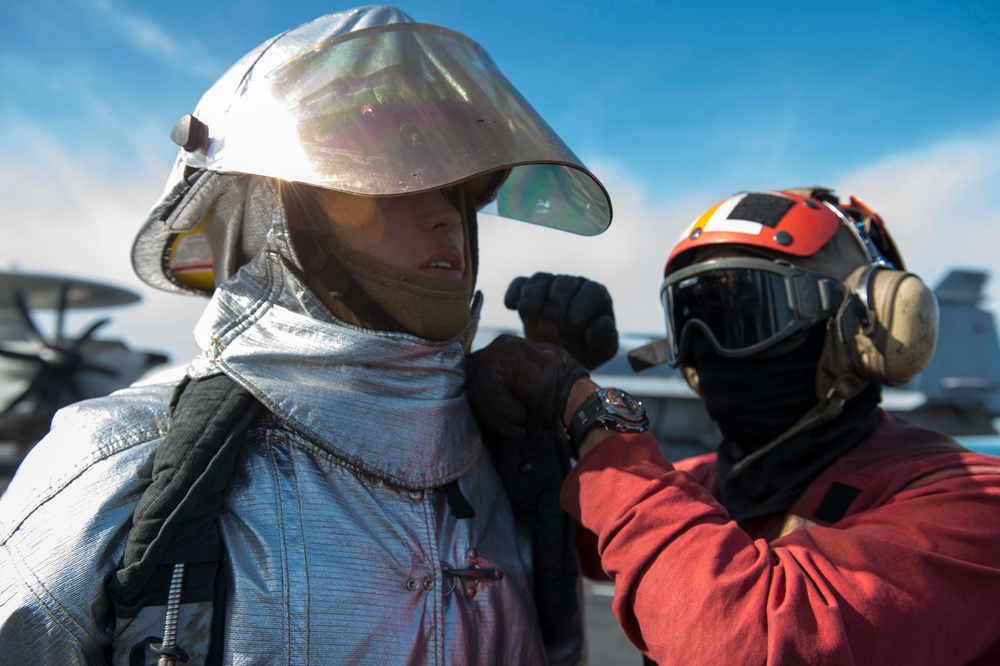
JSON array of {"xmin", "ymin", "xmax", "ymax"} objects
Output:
[{"xmin": 150, "ymin": 563, "xmax": 190, "ymax": 665}]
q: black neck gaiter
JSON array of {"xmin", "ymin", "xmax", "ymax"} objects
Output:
[{"xmin": 691, "ymin": 325, "xmax": 880, "ymax": 521}]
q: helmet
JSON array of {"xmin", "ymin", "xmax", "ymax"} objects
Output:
[
  {"xmin": 665, "ymin": 187, "xmax": 903, "ymax": 277},
  {"xmin": 661, "ymin": 186, "xmax": 938, "ymax": 404},
  {"xmin": 132, "ymin": 6, "xmax": 612, "ymax": 296}
]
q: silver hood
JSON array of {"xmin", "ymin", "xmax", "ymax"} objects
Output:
[{"xmin": 131, "ymin": 4, "xmax": 611, "ymax": 297}]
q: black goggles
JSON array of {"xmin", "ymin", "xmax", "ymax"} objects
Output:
[{"xmin": 660, "ymin": 258, "xmax": 847, "ymax": 366}]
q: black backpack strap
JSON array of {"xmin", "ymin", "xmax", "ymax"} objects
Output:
[
  {"xmin": 110, "ymin": 373, "xmax": 260, "ymax": 664},
  {"xmin": 485, "ymin": 424, "xmax": 583, "ymax": 663}
]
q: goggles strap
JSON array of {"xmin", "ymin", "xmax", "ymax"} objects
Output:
[
  {"xmin": 853, "ymin": 265, "xmax": 882, "ymax": 335},
  {"xmin": 835, "ymin": 265, "xmax": 883, "ymax": 343}
]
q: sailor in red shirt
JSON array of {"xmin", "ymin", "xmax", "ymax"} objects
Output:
[{"xmin": 467, "ymin": 187, "xmax": 1000, "ymax": 665}]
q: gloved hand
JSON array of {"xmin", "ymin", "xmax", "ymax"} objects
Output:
[
  {"xmin": 505, "ymin": 273, "xmax": 618, "ymax": 371},
  {"xmin": 466, "ymin": 334, "xmax": 589, "ymax": 441}
]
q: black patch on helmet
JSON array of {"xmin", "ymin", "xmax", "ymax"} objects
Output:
[{"xmin": 728, "ymin": 193, "xmax": 795, "ymax": 228}]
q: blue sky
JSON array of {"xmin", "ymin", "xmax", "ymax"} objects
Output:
[{"xmin": 2, "ymin": 0, "xmax": 999, "ymax": 362}]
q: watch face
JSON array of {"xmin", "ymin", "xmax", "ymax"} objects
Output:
[
  {"xmin": 601, "ymin": 387, "xmax": 647, "ymax": 425},
  {"xmin": 568, "ymin": 386, "xmax": 650, "ymax": 454}
]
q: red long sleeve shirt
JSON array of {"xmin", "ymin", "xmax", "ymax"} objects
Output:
[{"xmin": 561, "ymin": 411, "xmax": 1000, "ymax": 664}]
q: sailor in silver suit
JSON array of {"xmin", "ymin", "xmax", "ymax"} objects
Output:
[{"xmin": 0, "ymin": 5, "xmax": 612, "ymax": 664}]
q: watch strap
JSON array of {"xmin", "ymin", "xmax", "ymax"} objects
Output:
[
  {"xmin": 566, "ymin": 387, "xmax": 649, "ymax": 458},
  {"xmin": 567, "ymin": 390, "xmax": 606, "ymax": 455}
]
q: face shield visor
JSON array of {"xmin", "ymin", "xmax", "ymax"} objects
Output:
[
  {"xmin": 661, "ymin": 258, "xmax": 847, "ymax": 367},
  {"xmin": 193, "ymin": 23, "xmax": 610, "ymax": 236}
]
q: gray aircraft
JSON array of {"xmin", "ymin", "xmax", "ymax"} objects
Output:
[
  {"xmin": 0, "ymin": 272, "xmax": 169, "ymax": 486},
  {"xmin": 592, "ymin": 268, "xmax": 1000, "ymax": 460}
]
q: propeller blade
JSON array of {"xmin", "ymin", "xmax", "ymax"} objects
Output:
[
  {"xmin": 79, "ymin": 362, "xmax": 118, "ymax": 378},
  {"xmin": 0, "ymin": 345, "xmax": 45, "ymax": 365},
  {"xmin": 12, "ymin": 289, "xmax": 46, "ymax": 344},
  {"xmin": 55, "ymin": 283, "xmax": 70, "ymax": 343},
  {"xmin": 70, "ymin": 317, "xmax": 111, "ymax": 349},
  {"xmin": 0, "ymin": 367, "xmax": 49, "ymax": 416}
]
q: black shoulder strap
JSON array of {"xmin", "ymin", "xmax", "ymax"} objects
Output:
[
  {"xmin": 813, "ymin": 481, "xmax": 862, "ymax": 523},
  {"xmin": 109, "ymin": 373, "xmax": 260, "ymax": 662},
  {"xmin": 486, "ymin": 424, "xmax": 582, "ymax": 656}
]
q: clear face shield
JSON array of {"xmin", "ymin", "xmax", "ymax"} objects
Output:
[
  {"xmin": 196, "ymin": 23, "xmax": 611, "ymax": 235},
  {"xmin": 661, "ymin": 258, "xmax": 848, "ymax": 367}
]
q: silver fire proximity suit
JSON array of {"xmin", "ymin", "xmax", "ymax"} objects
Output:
[
  {"xmin": 0, "ymin": 185, "xmax": 549, "ymax": 664},
  {"xmin": 0, "ymin": 5, "xmax": 612, "ymax": 663}
]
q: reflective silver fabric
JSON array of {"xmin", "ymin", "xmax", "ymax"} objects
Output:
[
  {"xmin": 192, "ymin": 22, "xmax": 610, "ymax": 233},
  {"xmin": 132, "ymin": 4, "xmax": 611, "ymax": 297},
  {"xmin": 0, "ymin": 244, "xmax": 549, "ymax": 665}
]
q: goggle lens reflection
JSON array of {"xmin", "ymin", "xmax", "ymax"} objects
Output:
[{"xmin": 662, "ymin": 261, "xmax": 843, "ymax": 365}]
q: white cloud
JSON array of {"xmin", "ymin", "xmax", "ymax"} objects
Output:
[
  {"xmin": 0, "ymin": 129, "xmax": 205, "ymax": 363},
  {"xmin": 477, "ymin": 160, "xmax": 713, "ymax": 338},
  {"xmin": 833, "ymin": 126, "xmax": 1000, "ymax": 307},
  {"xmin": 478, "ymin": 125, "xmax": 1000, "ymax": 340}
]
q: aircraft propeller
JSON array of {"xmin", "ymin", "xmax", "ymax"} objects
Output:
[{"xmin": 0, "ymin": 284, "xmax": 118, "ymax": 425}]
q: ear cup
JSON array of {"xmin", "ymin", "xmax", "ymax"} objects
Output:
[
  {"xmin": 857, "ymin": 268, "xmax": 939, "ymax": 385},
  {"xmin": 815, "ymin": 266, "xmax": 938, "ymax": 402},
  {"xmin": 846, "ymin": 266, "xmax": 939, "ymax": 386}
]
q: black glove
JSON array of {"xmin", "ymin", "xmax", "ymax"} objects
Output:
[
  {"xmin": 505, "ymin": 272, "xmax": 618, "ymax": 370},
  {"xmin": 466, "ymin": 334, "xmax": 589, "ymax": 441}
]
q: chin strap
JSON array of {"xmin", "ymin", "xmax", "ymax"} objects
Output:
[{"xmin": 725, "ymin": 384, "xmax": 849, "ymax": 480}]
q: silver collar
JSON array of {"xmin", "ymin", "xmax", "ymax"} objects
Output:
[{"xmin": 190, "ymin": 249, "xmax": 483, "ymax": 489}]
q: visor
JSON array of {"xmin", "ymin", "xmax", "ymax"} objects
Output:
[
  {"xmin": 193, "ymin": 23, "xmax": 610, "ymax": 235},
  {"xmin": 661, "ymin": 258, "xmax": 847, "ymax": 366}
]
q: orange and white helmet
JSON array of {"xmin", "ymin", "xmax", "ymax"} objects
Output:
[
  {"xmin": 665, "ymin": 187, "xmax": 904, "ymax": 278},
  {"xmin": 658, "ymin": 187, "xmax": 936, "ymax": 404}
]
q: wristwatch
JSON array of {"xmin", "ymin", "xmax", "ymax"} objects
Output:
[{"xmin": 567, "ymin": 387, "xmax": 649, "ymax": 457}]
